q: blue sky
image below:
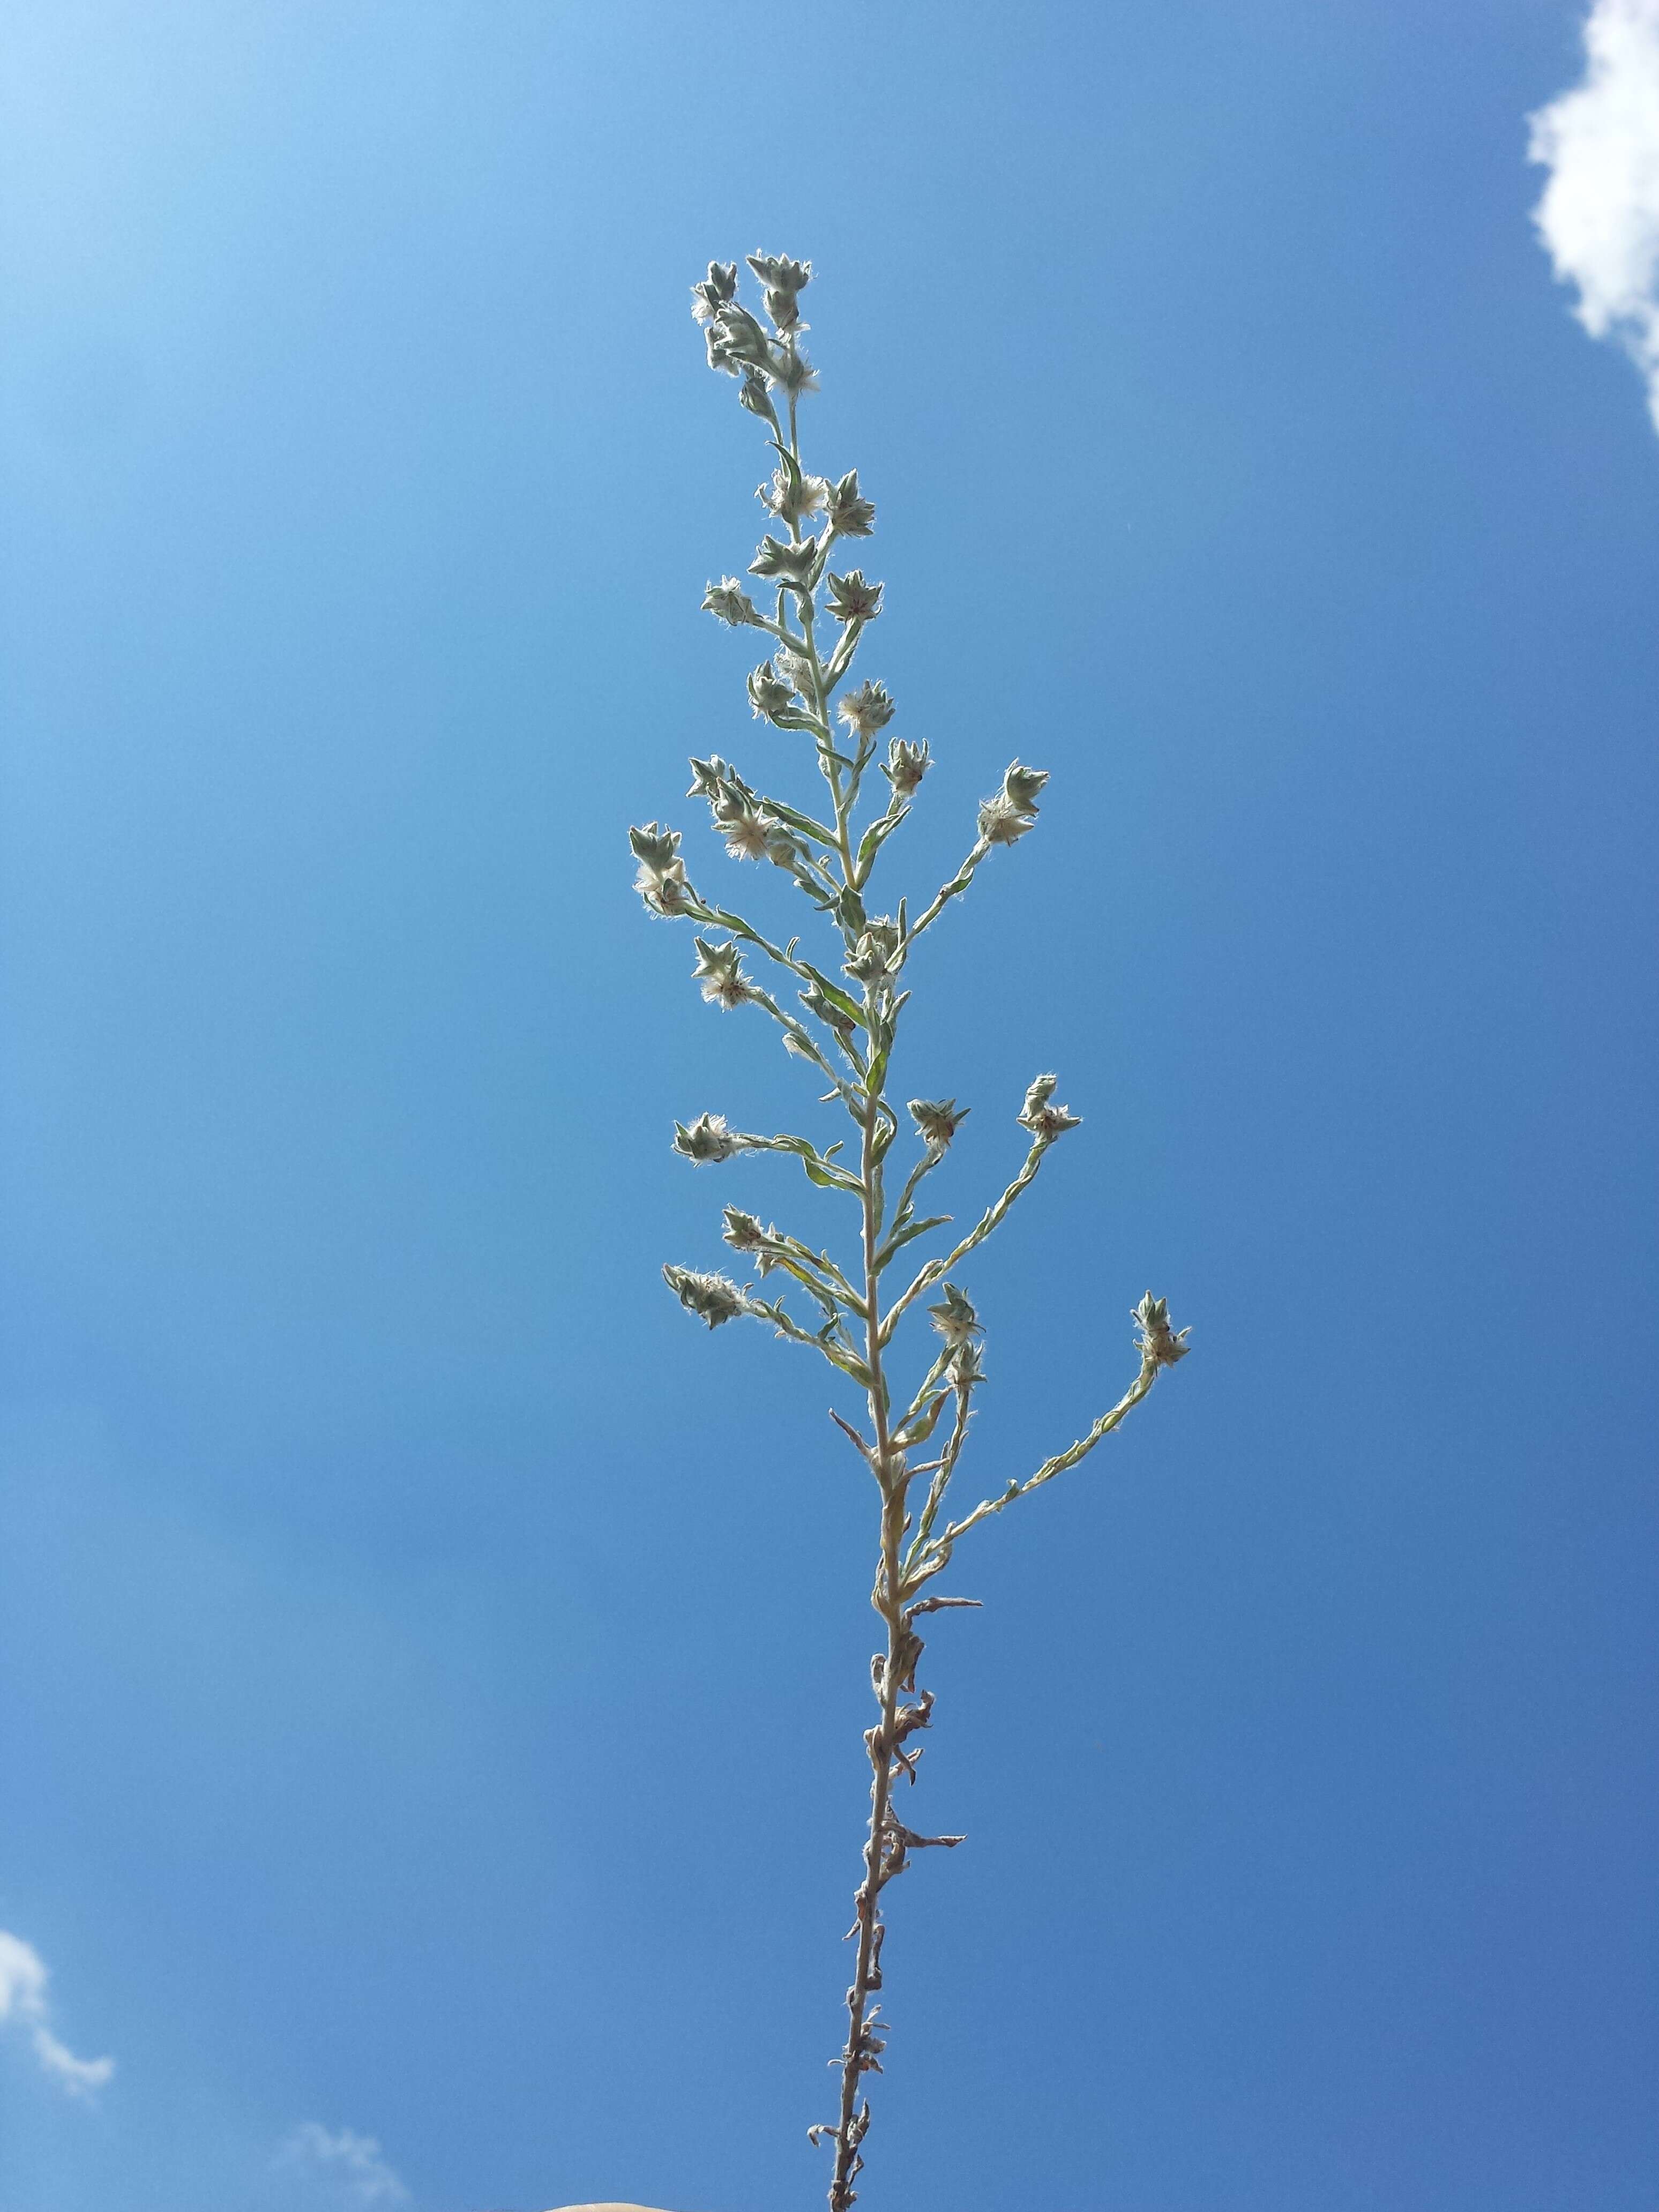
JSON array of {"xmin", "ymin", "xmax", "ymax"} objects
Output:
[{"xmin": 2, "ymin": 3, "xmax": 1656, "ymax": 2209}]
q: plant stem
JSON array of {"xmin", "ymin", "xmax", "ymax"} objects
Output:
[{"xmin": 829, "ymin": 1084, "xmax": 907, "ymax": 2212}]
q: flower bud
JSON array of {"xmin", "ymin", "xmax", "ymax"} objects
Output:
[
  {"xmin": 748, "ymin": 534, "xmax": 819, "ymax": 586},
  {"xmin": 686, "ymin": 755, "xmax": 752, "ymax": 803},
  {"xmin": 746, "ymin": 252, "xmax": 811, "ymax": 294},
  {"xmin": 826, "ymin": 570, "xmax": 883, "ymax": 624},
  {"xmin": 845, "ymin": 934, "xmax": 890, "ymax": 985},
  {"xmin": 927, "ymin": 1282, "xmax": 981, "ymax": 1347},
  {"xmin": 712, "ymin": 302, "xmax": 771, "ymax": 369},
  {"xmin": 737, "ymin": 371, "xmax": 778, "ymax": 423},
  {"xmin": 1133, "ymin": 1292, "xmax": 1190, "ymax": 1367},
  {"xmin": 978, "ymin": 759, "xmax": 1048, "ymax": 846},
  {"xmin": 947, "ymin": 1339, "xmax": 985, "ymax": 1389},
  {"xmin": 691, "ymin": 937, "xmax": 751, "ymax": 1010},
  {"xmin": 845, "ymin": 916, "xmax": 902, "ymax": 984},
  {"xmin": 827, "ymin": 469, "xmax": 875, "ymax": 537},
  {"xmin": 747, "ymin": 254, "xmax": 812, "ymax": 333},
  {"xmin": 663, "ymin": 1263, "xmax": 750, "ymax": 1329},
  {"xmin": 690, "ymin": 262, "xmax": 738, "ymax": 324},
  {"xmin": 720, "ymin": 1207, "xmax": 768, "ymax": 1253},
  {"xmin": 629, "ymin": 822, "xmax": 680, "ymax": 873},
  {"xmin": 774, "ymin": 647, "xmax": 815, "ymax": 698},
  {"xmin": 883, "ymin": 737, "xmax": 930, "ymax": 796},
  {"xmin": 837, "ymin": 680, "xmax": 895, "ymax": 737},
  {"xmin": 702, "ymin": 578, "xmax": 761, "ymax": 627},
  {"xmin": 1002, "ymin": 761, "xmax": 1049, "ymax": 814},
  {"xmin": 630, "ymin": 822, "xmax": 692, "ymax": 917},
  {"xmin": 907, "ymin": 1097, "xmax": 969, "ymax": 1148},
  {"xmin": 1017, "ymin": 1072, "xmax": 1082, "ymax": 1141},
  {"xmin": 673, "ymin": 1112, "xmax": 743, "ymax": 1164},
  {"xmin": 748, "ymin": 660, "xmax": 798, "ymax": 723},
  {"xmin": 704, "ymin": 323, "xmax": 737, "ymax": 376}
]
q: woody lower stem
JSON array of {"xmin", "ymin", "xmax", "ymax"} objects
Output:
[{"xmin": 828, "ymin": 1090, "xmax": 909, "ymax": 2212}]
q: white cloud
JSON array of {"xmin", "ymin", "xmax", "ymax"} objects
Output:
[
  {"xmin": 274, "ymin": 2123, "xmax": 410, "ymax": 2208},
  {"xmin": 0, "ymin": 1930, "xmax": 115, "ymax": 2097},
  {"xmin": 1529, "ymin": 0, "xmax": 1659, "ymax": 431}
]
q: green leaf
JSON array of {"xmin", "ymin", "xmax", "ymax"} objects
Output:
[
  {"xmin": 798, "ymin": 965, "xmax": 868, "ymax": 1030},
  {"xmin": 855, "ymin": 807, "xmax": 908, "ymax": 875},
  {"xmin": 767, "ymin": 1132, "xmax": 862, "ymax": 1194},
  {"xmin": 875, "ymin": 1214, "xmax": 951, "ymax": 1273},
  {"xmin": 764, "ymin": 798, "xmax": 838, "ymax": 845},
  {"xmin": 801, "ymin": 1154, "xmax": 860, "ymax": 1193},
  {"xmin": 900, "ymin": 1392, "xmax": 949, "ymax": 1446}
]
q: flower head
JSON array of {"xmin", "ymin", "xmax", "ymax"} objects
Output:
[
  {"xmin": 708, "ymin": 302, "xmax": 770, "ymax": 373},
  {"xmin": 827, "ymin": 469, "xmax": 875, "ymax": 537},
  {"xmin": 883, "ymin": 737, "xmax": 930, "ymax": 796},
  {"xmin": 826, "ymin": 570, "xmax": 883, "ymax": 624},
  {"xmin": 737, "ymin": 371, "xmax": 778, "ymax": 424},
  {"xmin": 1002, "ymin": 762, "xmax": 1049, "ymax": 814},
  {"xmin": 748, "ymin": 534, "xmax": 819, "ymax": 586},
  {"xmin": 716, "ymin": 797, "xmax": 797, "ymax": 866},
  {"xmin": 779, "ymin": 348, "xmax": 818, "ymax": 397},
  {"xmin": 947, "ymin": 1337, "xmax": 985, "ymax": 1389},
  {"xmin": 691, "ymin": 937, "xmax": 751, "ymax": 1010},
  {"xmin": 977, "ymin": 797, "xmax": 1032, "ymax": 846},
  {"xmin": 1017, "ymin": 1072, "xmax": 1082, "ymax": 1142},
  {"xmin": 978, "ymin": 759, "xmax": 1048, "ymax": 846},
  {"xmin": 746, "ymin": 252, "xmax": 812, "ymax": 333},
  {"xmin": 908, "ymin": 1097, "xmax": 969, "ymax": 1148},
  {"xmin": 630, "ymin": 822, "xmax": 691, "ymax": 917},
  {"xmin": 687, "ymin": 754, "xmax": 751, "ymax": 803},
  {"xmin": 748, "ymin": 660, "xmax": 798, "ymax": 723},
  {"xmin": 1133, "ymin": 1292, "xmax": 1190, "ymax": 1367},
  {"xmin": 927, "ymin": 1281, "xmax": 981, "ymax": 1347},
  {"xmin": 673, "ymin": 1112, "xmax": 743, "ymax": 1164},
  {"xmin": 837, "ymin": 680, "xmax": 895, "ymax": 737},
  {"xmin": 663, "ymin": 1264, "xmax": 751, "ymax": 1329},
  {"xmin": 758, "ymin": 466, "xmax": 827, "ymax": 526},
  {"xmin": 746, "ymin": 252, "xmax": 811, "ymax": 296},
  {"xmin": 690, "ymin": 262, "xmax": 738, "ymax": 324},
  {"xmin": 720, "ymin": 1207, "xmax": 769, "ymax": 1253},
  {"xmin": 702, "ymin": 578, "xmax": 761, "ymax": 627}
]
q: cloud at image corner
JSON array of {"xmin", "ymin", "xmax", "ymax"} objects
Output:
[{"xmin": 1529, "ymin": 0, "xmax": 1659, "ymax": 432}]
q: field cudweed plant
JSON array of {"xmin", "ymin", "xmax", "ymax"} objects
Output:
[{"xmin": 629, "ymin": 253, "xmax": 1189, "ymax": 2211}]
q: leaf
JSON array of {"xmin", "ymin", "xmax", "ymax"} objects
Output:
[
  {"xmin": 765, "ymin": 797, "xmax": 838, "ymax": 845},
  {"xmin": 900, "ymin": 1393, "xmax": 949, "ymax": 1446},
  {"xmin": 799, "ymin": 965, "xmax": 868, "ymax": 1030},
  {"xmin": 855, "ymin": 806, "xmax": 908, "ymax": 873},
  {"xmin": 875, "ymin": 1214, "xmax": 951, "ymax": 1273},
  {"xmin": 768, "ymin": 1132, "xmax": 862, "ymax": 1194},
  {"xmin": 802, "ymin": 1154, "xmax": 860, "ymax": 1193}
]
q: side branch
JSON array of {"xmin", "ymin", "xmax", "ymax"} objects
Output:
[
  {"xmin": 880, "ymin": 1138, "xmax": 1048, "ymax": 1342},
  {"xmin": 905, "ymin": 834, "xmax": 990, "ymax": 941},
  {"xmin": 908, "ymin": 1306, "xmax": 1187, "ymax": 1586}
]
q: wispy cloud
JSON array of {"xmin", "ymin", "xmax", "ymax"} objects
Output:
[
  {"xmin": 274, "ymin": 2122, "xmax": 411, "ymax": 2207},
  {"xmin": 1529, "ymin": 0, "xmax": 1659, "ymax": 432},
  {"xmin": 0, "ymin": 1930, "xmax": 115, "ymax": 2096}
]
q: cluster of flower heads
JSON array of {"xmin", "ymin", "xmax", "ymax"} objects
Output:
[
  {"xmin": 634, "ymin": 255, "xmax": 1172, "ymax": 1376},
  {"xmin": 691, "ymin": 256, "xmax": 817, "ymax": 424}
]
